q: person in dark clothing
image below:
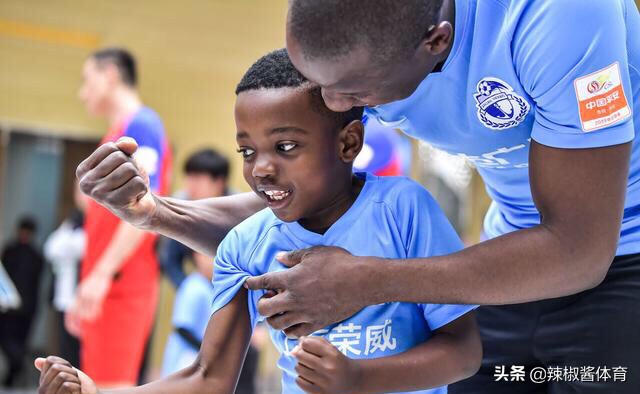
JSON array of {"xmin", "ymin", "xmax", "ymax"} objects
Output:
[{"xmin": 0, "ymin": 216, "xmax": 44, "ymax": 387}]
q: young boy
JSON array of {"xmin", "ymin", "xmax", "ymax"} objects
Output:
[{"xmin": 35, "ymin": 49, "xmax": 481, "ymax": 394}]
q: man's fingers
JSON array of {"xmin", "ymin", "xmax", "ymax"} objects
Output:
[
  {"xmin": 266, "ymin": 311, "xmax": 304, "ymax": 331},
  {"xmin": 113, "ymin": 175, "xmax": 149, "ymax": 205},
  {"xmin": 255, "ymin": 290, "xmax": 291, "ymax": 318},
  {"xmin": 85, "ymin": 150, "xmax": 135, "ymax": 180},
  {"xmin": 299, "ymin": 336, "xmax": 334, "ymax": 357},
  {"xmin": 76, "ymin": 143, "xmax": 120, "ymax": 179},
  {"xmin": 41, "ymin": 358, "xmax": 75, "ymax": 387},
  {"xmin": 276, "ymin": 249, "xmax": 308, "ymax": 268},
  {"xmin": 114, "ymin": 137, "xmax": 138, "ymax": 156},
  {"xmin": 244, "ymin": 272, "xmax": 285, "ymax": 291},
  {"xmin": 35, "ymin": 357, "xmax": 45, "ymax": 371}
]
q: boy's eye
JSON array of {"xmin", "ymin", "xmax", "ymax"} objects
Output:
[
  {"xmin": 277, "ymin": 142, "xmax": 297, "ymax": 152},
  {"xmin": 236, "ymin": 147, "xmax": 255, "ymax": 158}
]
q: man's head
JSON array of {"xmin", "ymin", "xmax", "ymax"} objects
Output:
[
  {"xmin": 16, "ymin": 216, "xmax": 37, "ymax": 244},
  {"xmin": 79, "ymin": 47, "xmax": 137, "ymax": 116},
  {"xmin": 234, "ymin": 49, "xmax": 364, "ymax": 228},
  {"xmin": 287, "ymin": 0, "xmax": 453, "ymax": 111},
  {"xmin": 183, "ymin": 148, "xmax": 230, "ymax": 200}
]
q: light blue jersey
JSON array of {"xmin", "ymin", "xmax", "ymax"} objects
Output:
[
  {"xmin": 366, "ymin": 0, "xmax": 640, "ymax": 255},
  {"xmin": 212, "ymin": 174, "xmax": 477, "ymax": 394},
  {"xmin": 162, "ymin": 273, "xmax": 214, "ymax": 377}
]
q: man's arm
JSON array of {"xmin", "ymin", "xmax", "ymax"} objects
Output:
[
  {"xmin": 246, "ymin": 141, "xmax": 630, "ymax": 337},
  {"xmin": 37, "ymin": 289, "xmax": 252, "ymax": 394},
  {"xmin": 293, "ymin": 312, "xmax": 481, "ymax": 394},
  {"xmin": 76, "ymin": 138, "xmax": 264, "ymax": 256}
]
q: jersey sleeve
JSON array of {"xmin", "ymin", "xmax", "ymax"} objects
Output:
[
  {"xmin": 124, "ymin": 112, "xmax": 165, "ymax": 192},
  {"xmin": 210, "ymin": 229, "xmax": 263, "ymax": 328},
  {"xmin": 514, "ymin": 0, "xmax": 634, "ymax": 148},
  {"xmin": 392, "ymin": 180, "xmax": 478, "ymax": 331}
]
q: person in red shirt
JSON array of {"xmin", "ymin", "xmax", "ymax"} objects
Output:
[{"xmin": 68, "ymin": 47, "xmax": 172, "ymax": 388}]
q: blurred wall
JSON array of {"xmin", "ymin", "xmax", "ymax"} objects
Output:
[{"xmin": 0, "ymin": 0, "xmax": 288, "ymax": 191}]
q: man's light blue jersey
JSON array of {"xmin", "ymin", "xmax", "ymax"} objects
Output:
[
  {"xmin": 367, "ymin": 0, "xmax": 640, "ymax": 255},
  {"xmin": 211, "ymin": 174, "xmax": 477, "ymax": 394}
]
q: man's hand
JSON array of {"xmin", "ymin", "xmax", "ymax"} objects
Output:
[
  {"xmin": 35, "ymin": 356, "xmax": 97, "ymax": 394},
  {"xmin": 244, "ymin": 246, "xmax": 375, "ymax": 338},
  {"xmin": 72, "ymin": 272, "xmax": 112, "ymax": 321},
  {"xmin": 64, "ymin": 310, "xmax": 82, "ymax": 338},
  {"xmin": 293, "ymin": 336, "xmax": 361, "ymax": 394},
  {"xmin": 76, "ymin": 137, "xmax": 156, "ymax": 227}
]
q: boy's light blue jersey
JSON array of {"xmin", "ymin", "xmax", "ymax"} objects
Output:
[
  {"xmin": 211, "ymin": 174, "xmax": 477, "ymax": 394},
  {"xmin": 366, "ymin": 0, "xmax": 640, "ymax": 255},
  {"xmin": 162, "ymin": 273, "xmax": 214, "ymax": 377}
]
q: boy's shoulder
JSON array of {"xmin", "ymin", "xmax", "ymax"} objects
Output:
[
  {"xmin": 364, "ymin": 173, "xmax": 439, "ymax": 211},
  {"xmin": 217, "ymin": 207, "xmax": 283, "ymax": 259}
]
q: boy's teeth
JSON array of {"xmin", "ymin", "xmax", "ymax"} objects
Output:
[{"xmin": 264, "ymin": 190, "xmax": 290, "ymax": 201}]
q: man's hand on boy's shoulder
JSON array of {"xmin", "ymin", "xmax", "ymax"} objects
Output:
[
  {"xmin": 35, "ymin": 356, "xmax": 97, "ymax": 394},
  {"xmin": 245, "ymin": 246, "xmax": 379, "ymax": 337},
  {"xmin": 77, "ymin": 137, "xmax": 157, "ymax": 227}
]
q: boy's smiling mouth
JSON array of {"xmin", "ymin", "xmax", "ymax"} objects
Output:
[
  {"xmin": 257, "ymin": 186, "xmax": 294, "ymax": 210},
  {"xmin": 264, "ymin": 189, "xmax": 291, "ymax": 201}
]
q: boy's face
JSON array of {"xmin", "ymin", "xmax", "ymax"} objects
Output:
[{"xmin": 235, "ymin": 87, "xmax": 359, "ymax": 227}]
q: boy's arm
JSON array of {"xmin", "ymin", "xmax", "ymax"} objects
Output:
[
  {"xmin": 36, "ymin": 289, "xmax": 252, "ymax": 394},
  {"xmin": 293, "ymin": 312, "xmax": 481, "ymax": 394}
]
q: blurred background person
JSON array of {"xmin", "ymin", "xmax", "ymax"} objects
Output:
[
  {"xmin": 67, "ymin": 47, "xmax": 173, "ymax": 388},
  {"xmin": 0, "ymin": 216, "xmax": 43, "ymax": 387},
  {"xmin": 159, "ymin": 148, "xmax": 260, "ymax": 393},
  {"xmin": 160, "ymin": 148, "xmax": 229, "ymax": 288},
  {"xmin": 353, "ymin": 115, "xmax": 412, "ymax": 177},
  {"xmin": 43, "ymin": 179, "xmax": 88, "ymax": 368}
]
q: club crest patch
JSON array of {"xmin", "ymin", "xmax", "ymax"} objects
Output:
[{"xmin": 474, "ymin": 77, "xmax": 530, "ymax": 130}]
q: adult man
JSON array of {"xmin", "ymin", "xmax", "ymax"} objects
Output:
[
  {"xmin": 72, "ymin": 47, "xmax": 172, "ymax": 388},
  {"xmin": 76, "ymin": 1, "xmax": 639, "ymax": 392}
]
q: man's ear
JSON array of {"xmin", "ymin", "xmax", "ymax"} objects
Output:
[
  {"xmin": 338, "ymin": 120, "xmax": 364, "ymax": 163},
  {"xmin": 420, "ymin": 21, "xmax": 453, "ymax": 56}
]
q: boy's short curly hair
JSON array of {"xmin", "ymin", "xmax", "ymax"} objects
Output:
[{"xmin": 236, "ymin": 48, "xmax": 363, "ymax": 128}]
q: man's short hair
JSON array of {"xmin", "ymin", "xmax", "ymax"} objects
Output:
[
  {"xmin": 289, "ymin": 0, "xmax": 444, "ymax": 64},
  {"xmin": 91, "ymin": 47, "xmax": 138, "ymax": 87},
  {"xmin": 236, "ymin": 48, "xmax": 364, "ymax": 127},
  {"xmin": 184, "ymin": 148, "xmax": 230, "ymax": 179}
]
